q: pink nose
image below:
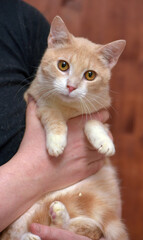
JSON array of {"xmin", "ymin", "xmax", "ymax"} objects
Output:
[{"xmin": 67, "ymin": 85, "xmax": 76, "ymax": 93}]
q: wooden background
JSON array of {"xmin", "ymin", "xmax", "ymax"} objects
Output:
[{"xmin": 24, "ymin": 0, "xmax": 143, "ymax": 239}]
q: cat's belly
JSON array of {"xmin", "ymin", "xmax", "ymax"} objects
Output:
[{"xmin": 47, "ymin": 160, "xmax": 120, "ymax": 208}]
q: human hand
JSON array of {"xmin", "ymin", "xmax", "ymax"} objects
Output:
[
  {"xmin": 18, "ymin": 99, "xmax": 109, "ymax": 195},
  {"xmin": 30, "ymin": 223, "xmax": 107, "ymax": 240},
  {"xmin": 30, "ymin": 223, "xmax": 92, "ymax": 240}
]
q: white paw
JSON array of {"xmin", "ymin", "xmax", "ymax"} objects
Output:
[
  {"xmin": 49, "ymin": 201, "xmax": 70, "ymax": 227},
  {"xmin": 92, "ymin": 134, "xmax": 115, "ymax": 156},
  {"xmin": 85, "ymin": 121, "xmax": 115, "ymax": 157},
  {"xmin": 21, "ymin": 233, "xmax": 41, "ymax": 240},
  {"xmin": 46, "ymin": 132, "xmax": 67, "ymax": 157}
]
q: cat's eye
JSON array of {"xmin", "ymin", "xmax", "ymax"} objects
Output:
[
  {"xmin": 58, "ymin": 60, "xmax": 69, "ymax": 72},
  {"xmin": 84, "ymin": 70, "xmax": 97, "ymax": 81}
]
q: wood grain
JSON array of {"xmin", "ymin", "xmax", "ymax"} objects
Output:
[{"xmin": 24, "ymin": 1, "xmax": 143, "ymax": 239}]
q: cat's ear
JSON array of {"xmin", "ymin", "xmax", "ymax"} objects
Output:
[
  {"xmin": 98, "ymin": 40, "xmax": 126, "ymax": 69},
  {"xmin": 48, "ymin": 16, "xmax": 71, "ymax": 48}
]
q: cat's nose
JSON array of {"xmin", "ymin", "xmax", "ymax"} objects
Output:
[{"xmin": 67, "ymin": 85, "xmax": 76, "ymax": 93}]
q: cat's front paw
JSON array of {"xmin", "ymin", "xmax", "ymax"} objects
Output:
[
  {"xmin": 46, "ymin": 132, "xmax": 67, "ymax": 157},
  {"xmin": 85, "ymin": 121, "xmax": 115, "ymax": 156},
  {"xmin": 92, "ymin": 134, "xmax": 115, "ymax": 156},
  {"xmin": 21, "ymin": 233, "xmax": 41, "ymax": 240},
  {"xmin": 49, "ymin": 201, "xmax": 70, "ymax": 228}
]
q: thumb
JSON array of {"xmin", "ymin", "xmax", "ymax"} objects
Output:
[
  {"xmin": 30, "ymin": 223, "xmax": 91, "ymax": 240},
  {"xmin": 25, "ymin": 98, "xmax": 43, "ymax": 135},
  {"xmin": 19, "ymin": 98, "xmax": 45, "ymax": 151},
  {"xmin": 26, "ymin": 98, "xmax": 38, "ymax": 128}
]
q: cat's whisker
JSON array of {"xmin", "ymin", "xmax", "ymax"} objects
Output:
[
  {"xmin": 78, "ymin": 97, "xmax": 87, "ymax": 121},
  {"xmin": 36, "ymin": 88, "xmax": 58, "ymax": 105},
  {"xmin": 82, "ymin": 96, "xmax": 98, "ymax": 118},
  {"xmin": 87, "ymin": 94, "xmax": 110, "ymax": 112},
  {"xmin": 79, "ymin": 98, "xmax": 85, "ymax": 121},
  {"xmin": 81, "ymin": 97, "xmax": 93, "ymax": 121},
  {"xmin": 101, "ymin": 87, "xmax": 120, "ymax": 95},
  {"xmin": 84, "ymin": 94, "xmax": 114, "ymax": 119},
  {"xmin": 15, "ymin": 74, "xmax": 36, "ymax": 97},
  {"xmin": 54, "ymin": 82, "xmax": 68, "ymax": 96},
  {"xmin": 88, "ymin": 93, "xmax": 118, "ymax": 115},
  {"xmin": 15, "ymin": 82, "xmax": 31, "ymax": 100},
  {"xmin": 88, "ymin": 97, "xmax": 108, "ymax": 111},
  {"xmin": 81, "ymin": 98, "xmax": 90, "ymax": 121}
]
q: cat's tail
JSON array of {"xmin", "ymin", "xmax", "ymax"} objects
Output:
[{"xmin": 102, "ymin": 216, "xmax": 129, "ymax": 240}]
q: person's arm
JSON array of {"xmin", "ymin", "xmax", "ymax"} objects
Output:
[{"xmin": 0, "ymin": 100, "xmax": 109, "ymax": 232}]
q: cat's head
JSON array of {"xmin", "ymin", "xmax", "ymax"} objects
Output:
[{"xmin": 39, "ymin": 16, "xmax": 126, "ymax": 111}]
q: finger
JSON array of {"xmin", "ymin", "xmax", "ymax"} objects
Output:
[
  {"xmin": 30, "ymin": 223, "xmax": 91, "ymax": 240},
  {"xmin": 93, "ymin": 110, "xmax": 109, "ymax": 123},
  {"xmin": 107, "ymin": 130, "xmax": 113, "ymax": 140},
  {"xmin": 26, "ymin": 99, "xmax": 37, "ymax": 125}
]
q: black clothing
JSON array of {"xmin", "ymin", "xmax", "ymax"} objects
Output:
[{"xmin": 0, "ymin": 0, "xmax": 50, "ymax": 165}]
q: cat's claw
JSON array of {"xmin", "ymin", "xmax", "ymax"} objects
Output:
[
  {"xmin": 49, "ymin": 201, "xmax": 70, "ymax": 228},
  {"xmin": 93, "ymin": 136, "xmax": 115, "ymax": 156},
  {"xmin": 21, "ymin": 233, "xmax": 41, "ymax": 240},
  {"xmin": 46, "ymin": 133, "xmax": 67, "ymax": 157}
]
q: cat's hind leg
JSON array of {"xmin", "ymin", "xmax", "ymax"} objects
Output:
[
  {"xmin": 49, "ymin": 201, "xmax": 102, "ymax": 240},
  {"xmin": 102, "ymin": 216, "xmax": 129, "ymax": 240},
  {"xmin": 69, "ymin": 215, "xmax": 128, "ymax": 240},
  {"xmin": 69, "ymin": 216, "xmax": 102, "ymax": 240},
  {"xmin": 21, "ymin": 233, "xmax": 41, "ymax": 240}
]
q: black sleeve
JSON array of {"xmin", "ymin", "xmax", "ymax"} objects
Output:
[{"xmin": 0, "ymin": 0, "xmax": 50, "ymax": 165}]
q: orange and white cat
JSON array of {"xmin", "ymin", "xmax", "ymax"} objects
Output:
[{"xmin": 1, "ymin": 16, "xmax": 128, "ymax": 240}]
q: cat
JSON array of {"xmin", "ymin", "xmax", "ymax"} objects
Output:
[{"xmin": 1, "ymin": 16, "xmax": 128, "ymax": 240}]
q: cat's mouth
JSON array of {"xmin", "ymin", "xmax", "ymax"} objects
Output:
[{"xmin": 59, "ymin": 93, "xmax": 77, "ymax": 102}]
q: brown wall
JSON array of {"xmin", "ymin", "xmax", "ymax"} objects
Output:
[{"xmin": 24, "ymin": 1, "xmax": 143, "ymax": 239}]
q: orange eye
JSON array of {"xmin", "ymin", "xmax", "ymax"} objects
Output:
[
  {"xmin": 84, "ymin": 70, "xmax": 97, "ymax": 81},
  {"xmin": 58, "ymin": 60, "xmax": 69, "ymax": 72}
]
